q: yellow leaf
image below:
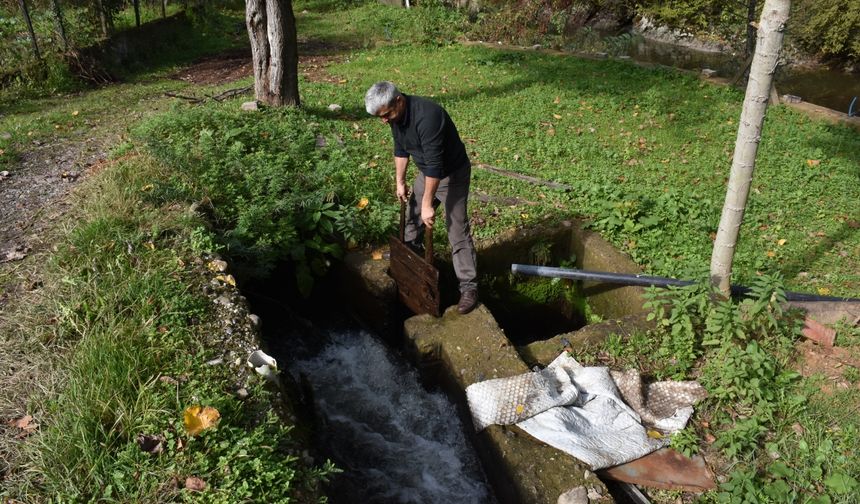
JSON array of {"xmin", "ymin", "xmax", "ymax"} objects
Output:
[
  {"xmin": 777, "ymin": 238, "xmax": 787, "ymax": 246},
  {"xmin": 357, "ymin": 197, "xmax": 369, "ymax": 209},
  {"xmin": 766, "ymin": 250, "xmax": 776, "ymax": 258},
  {"xmin": 818, "ymin": 287, "xmax": 831, "ymax": 296},
  {"xmin": 552, "ymin": 114, "xmax": 562, "ymax": 120},
  {"xmin": 807, "ymin": 159, "xmax": 820, "ymax": 167},
  {"xmin": 144, "ymin": 241, "xmax": 156, "ymax": 250},
  {"xmin": 646, "ymin": 430, "xmax": 663, "ymax": 439},
  {"xmin": 72, "ymin": 110, "xmax": 79, "ymax": 116},
  {"xmin": 371, "ymin": 249, "xmax": 383, "ymax": 260},
  {"xmin": 515, "ymin": 404, "xmax": 525, "ymax": 415},
  {"xmin": 215, "ymin": 274, "xmax": 236, "ymax": 286},
  {"xmin": 141, "ymin": 184, "xmax": 154, "ymax": 192},
  {"xmin": 183, "ymin": 405, "xmax": 220, "ymax": 436}
]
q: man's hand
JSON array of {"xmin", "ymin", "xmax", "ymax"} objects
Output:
[
  {"xmin": 421, "ymin": 204, "xmax": 435, "ymax": 227},
  {"xmin": 396, "ymin": 181, "xmax": 409, "ymax": 202}
]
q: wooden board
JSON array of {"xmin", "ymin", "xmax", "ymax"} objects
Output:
[{"xmin": 388, "ymin": 235, "xmax": 440, "ymax": 317}]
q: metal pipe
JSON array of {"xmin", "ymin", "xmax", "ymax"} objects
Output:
[{"xmin": 511, "ymin": 264, "xmax": 860, "ymax": 303}]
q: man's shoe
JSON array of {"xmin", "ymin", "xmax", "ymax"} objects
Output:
[{"xmin": 457, "ymin": 289, "xmax": 479, "ymax": 315}]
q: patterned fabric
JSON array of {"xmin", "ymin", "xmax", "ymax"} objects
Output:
[
  {"xmin": 465, "ymin": 353, "xmax": 708, "ymax": 469},
  {"xmin": 610, "ymin": 369, "xmax": 708, "ymax": 429}
]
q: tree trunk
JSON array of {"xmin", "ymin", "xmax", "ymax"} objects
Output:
[
  {"xmin": 133, "ymin": 0, "xmax": 141, "ymax": 27},
  {"xmin": 746, "ymin": 0, "xmax": 758, "ymax": 57},
  {"xmin": 246, "ymin": 0, "xmax": 300, "ymax": 107},
  {"xmin": 50, "ymin": 0, "xmax": 69, "ymax": 51},
  {"xmin": 96, "ymin": 0, "xmax": 109, "ymax": 37},
  {"xmin": 710, "ymin": 0, "xmax": 790, "ymax": 296},
  {"xmin": 18, "ymin": 0, "xmax": 42, "ymax": 62},
  {"xmin": 162, "ymin": 0, "xmax": 167, "ymax": 18}
]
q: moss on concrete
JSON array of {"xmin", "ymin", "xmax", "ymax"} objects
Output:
[{"xmin": 520, "ymin": 313, "xmax": 655, "ymax": 368}]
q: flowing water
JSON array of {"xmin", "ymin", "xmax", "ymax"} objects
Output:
[{"xmin": 290, "ymin": 330, "xmax": 494, "ymax": 504}]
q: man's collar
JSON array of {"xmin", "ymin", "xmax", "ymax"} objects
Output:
[{"xmin": 397, "ymin": 94, "xmax": 411, "ymax": 128}]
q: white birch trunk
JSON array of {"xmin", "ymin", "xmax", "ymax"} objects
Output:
[
  {"xmin": 710, "ymin": 0, "xmax": 790, "ymax": 295},
  {"xmin": 246, "ymin": 0, "xmax": 299, "ymax": 107}
]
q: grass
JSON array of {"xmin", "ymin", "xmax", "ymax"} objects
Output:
[
  {"xmin": 1, "ymin": 152, "xmax": 334, "ymax": 502},
  {"xmin": 292, "ymin": 25, "xmax": 860, "ymax": 296}
]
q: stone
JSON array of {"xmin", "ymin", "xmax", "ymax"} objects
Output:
[
  {"xmin": 241, "ymin": 101, "xmax": 260, "ymax": 111},
  {"xmin": 701, "ymin": 68, "xmax": 718, "ymax": 78},
  {"xmin": 557, "ymin": 486, "xmax": 588, "ymax": 504},
  {"xmin": 248, "ymin": 314, "xmax": 261, "ymax": 329},
  {"xmin": 215, "ymin": 294, "xmax": 232, "ymax": 307},
  {"xmin": 782, "ymin": 94, "xmax": 802, "ymax": 104},
  {"xmin": 327, "ymin": 103, "xmax": 342, "ymax": 112}
]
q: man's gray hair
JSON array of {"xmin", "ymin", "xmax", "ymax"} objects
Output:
[{"xmin": 365, "ymin": 81, "xmax": 402, "ymax": 115}]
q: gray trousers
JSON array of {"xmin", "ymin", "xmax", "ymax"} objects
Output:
[{"xmin": 405, "ymin": 165, "xmax": 478, "ymax": 292}]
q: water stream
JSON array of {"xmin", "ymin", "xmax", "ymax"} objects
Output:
[
  {"xmin": 564, "ymin": 30, "xmax": 860, "ymax": 112},
  {"xmin": 289, "ymin": 330, "xmax": 494, "ymax": 504}
]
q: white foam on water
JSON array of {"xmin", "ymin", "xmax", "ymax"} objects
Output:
[{"xmin": 291, "ymin": 330, "xmax": 492, "ymax": 504}]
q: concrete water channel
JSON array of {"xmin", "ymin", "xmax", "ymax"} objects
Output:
[{"xmin": 325, "ymin": 219, "xmax": 659, "ymax": 503}]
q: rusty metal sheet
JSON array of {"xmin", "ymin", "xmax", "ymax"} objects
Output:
[
  {"xmin": 389, "ymin": 235, "xmax": 440, "ymax": 317},
  {"xmin": 598, "ymin": 448, "xmax": 716, "ymax": 493}
]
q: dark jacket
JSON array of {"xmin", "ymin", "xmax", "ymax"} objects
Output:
[{"xmin": 391, "ymin": 95, "xmax": 470, "ymax": 179}]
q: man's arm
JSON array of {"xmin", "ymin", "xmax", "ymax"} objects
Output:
[
  {"xmin": 421, "ymin": 175, "xmax": 440, "ymax": 227},
  {"xmin": 395, "ymin": 156, "xmax": 410, "ymax": 202}
]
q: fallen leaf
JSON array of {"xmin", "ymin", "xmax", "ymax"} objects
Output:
[
  {"xmin": 144, "ymin": 241, "xmax": 156, "ymax": 251},
  {"xmin": 818, "ymin": 287, "xmax": 831, "ymax": 296},
  {"xmin": 552, "ymin": 113, "xmax": 562, "ymax": 119},
  {"xmin": 72, "ymin": 110, "xmax": 79, "ymax": 116},
  {"xmin": 141, "ymin": 184, "xmax": 154, "ymax": 192},
  {"xmin": 356, "ymin": 197, "xmax": 369, "ymax": 209},
  {"xmin": 704, "ymin": 433, "xmax": 716, "ymax": 444},
  {"xmin": 807, "ymin": 159, "xmax": 820, "ymax": 167},
  {"xmin": 10, "ymin": 415, "xmax": 38, "ymax": 438},
  {"xmin": 183, "ymin": 405, "xmax": 220, "ymax": 436},
  {"xmin": 766, "ymin": 250, "xmax": 776, "ymax": 258},
  {"xmin": 646, "ymin": 430, "xmax": 663, "ymax": 439},
  {"xmin": 777, "ymin": 238, "xmax": 787, "ymax": 246},
  {"xmin": 13, "ymin": 415, "xmax": 34, "ymax": 430},
  {"xmin": 553, "ymin": 96, "xmax": 560, "ymax": 104},
  {"xmin": 546, "ymin": 128, "xmax": 555, "ymax": 136},
  {"xmin": 515, "ymin": 404, "xmax": 525, "ymax": 415},
  {"xmin": 185, "ymin": 476, "xmax": 206, "ymax": 492},
  {"xmin": 371, "ymin": 249, "xmax": 383, "ymax": 260},
  {"xmin": 215, "ymin": 274, "xmax": 236, "ymax": 286}
]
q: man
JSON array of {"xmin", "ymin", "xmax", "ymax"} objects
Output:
[{"xmin": 364, "ymin": 81, "xmax": 479, "ymax": 315}]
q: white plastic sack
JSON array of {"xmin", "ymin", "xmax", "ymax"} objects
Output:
[{"xmin": 465, "ymin": 353, "xmax": 706, "ymax": 469}]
